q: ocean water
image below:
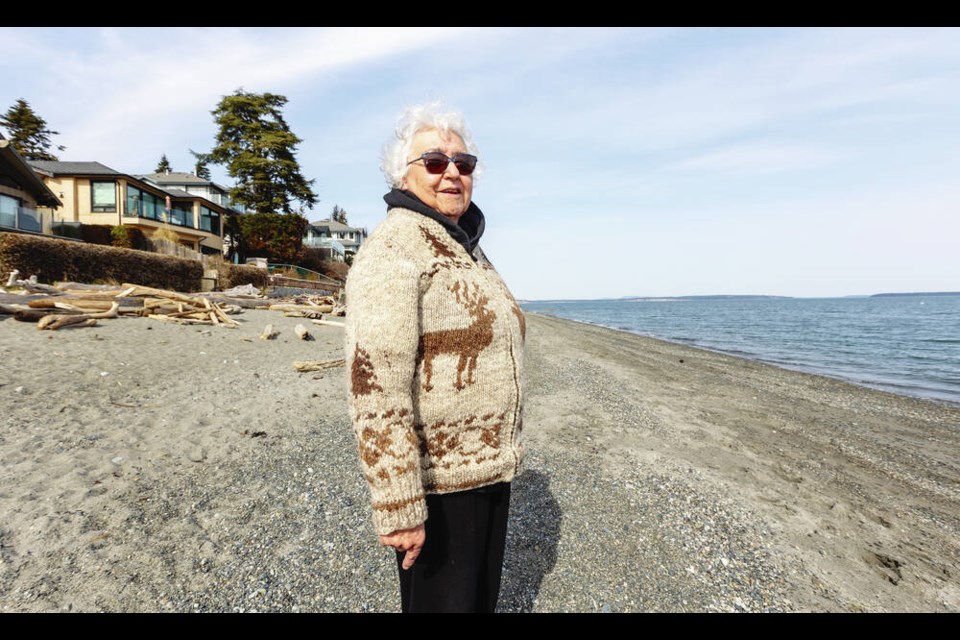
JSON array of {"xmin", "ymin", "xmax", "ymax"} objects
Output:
[{"xmin": 521, "ymin": 295, "xmax": 960, "ymax": 407}]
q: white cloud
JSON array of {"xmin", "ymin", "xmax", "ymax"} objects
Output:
[
  {"xmin": 5, "ymin": 27, "xmax": 477, "ymax": 170},
  {"xmin": 669, "ymin": 141, "xmax": 855, "ymax": 175}
]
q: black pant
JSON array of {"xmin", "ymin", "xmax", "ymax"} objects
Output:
[{"xmin": 395, "ymin": 482, "xmax": 511, "ymax": 613}]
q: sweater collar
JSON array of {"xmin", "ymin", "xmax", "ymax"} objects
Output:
[{"xmin": 383, "ymin": 188, "xmax": 485, "ymax": 254}]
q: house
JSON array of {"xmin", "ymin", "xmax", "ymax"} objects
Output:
[
  {"xmin": 139, "ymin": 171, "xmax": 240, "ymax": 212},
  {"xmin": 28, "ymin": 161, "xmax": 232, "ymax": 255},
  {"xmin": 303, "ymin": 222, "xmax": 346, "ymax": 262},
  {"xmin": 307, "ymin": 218, "xmax": 367, "ymax": 260},
  {"xmin": 0, "ymin": 137, "xmax": 64, "ymax": 235}
]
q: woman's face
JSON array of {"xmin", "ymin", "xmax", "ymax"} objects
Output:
[{"xmin": 402, "ymin": 129, "xmax": 473, "ymax": 223}]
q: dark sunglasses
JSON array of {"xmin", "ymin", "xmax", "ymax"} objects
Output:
[{"xmin": 407, "ymin": 152, "xmax": 478, "ymax": 176}]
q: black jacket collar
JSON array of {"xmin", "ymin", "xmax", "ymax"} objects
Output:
[{"xmin": 383, "ymin": 188, "xmax": 485, "ymax": 256}]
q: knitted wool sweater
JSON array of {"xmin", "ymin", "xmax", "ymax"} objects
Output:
[{"xmin": 344, "ymin": 198, "xmax": 525, "ymax": 536}]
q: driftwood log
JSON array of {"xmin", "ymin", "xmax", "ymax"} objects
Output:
[
  {"xmin": 147, "ymin": 314, "xmax": 214, "ymax": 325},
  {"xmin": 117, "ymin": 283, "xmax": 200, "ymax": 305},
  {"xmin": 292, "ymin": 359, "xmax": 345, "ymax": 372},
  {"xmin": 0, "ymin": 302, "xmax": 30, "ymax": 316},
  {"xmin": 270, "ymin": 303, "xmax": 324, "ymax": 314},
  {"xmin": 28, "ymin": 298, "xmax": 121, "ymax": 312},
  {"xmin": 37, "ymin": 302, "xmax": 120, "ymax": 330},
  {"xmin": 331, "ymin": 290, "xmax": 346, "ymax": 317},
  {"xmin": 283, "ymin": 309, "xmax": 324, "ymax": 319},
  {"xmin": 260, "ymin": 324, "xmax": 279, "ymax": 340},
  {"xmin": 13, "ymin": 308, "xmax": 60, "ymax": 322},
  {"xmin": 195, "ymin": 293, "xmax": 272, "ymax": 309},
  {"xmin": 294, "ymin": 323, "xmax": 313, "ymax": 340},
  {"xmin": 310, "ymin": 319, "xmax": 346, "ymax": 328}
]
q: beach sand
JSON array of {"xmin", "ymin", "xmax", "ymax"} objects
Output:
[{"xmin": 1, "ymin": 309, "xmax": 958, "ymax": 612}]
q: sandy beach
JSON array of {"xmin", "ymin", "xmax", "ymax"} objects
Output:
[{"xmin": 1, "ymin": 309, "xmax": 958, "ymax": 612}]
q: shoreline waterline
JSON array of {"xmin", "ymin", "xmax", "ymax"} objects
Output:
[
  {"xmin": 522, "ymin": 295, "xmax": 960, "ymax": 408},
  {"xmin": 528, "ymin": 312, "xmax": 960, "ymax": 409}
]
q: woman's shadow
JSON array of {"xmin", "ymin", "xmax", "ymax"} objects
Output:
[{"xmin": 499, "ymin": 469, "xmax": 561, "ymax": 612}]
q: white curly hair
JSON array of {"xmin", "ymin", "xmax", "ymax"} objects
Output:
[{"xmin": 380, "ymin": 101, "xmax": 481, "ymax": 188}]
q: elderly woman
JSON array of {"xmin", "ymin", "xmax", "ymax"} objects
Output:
[{"xmin": 345, "ymin": 103, "xmax": 525, "ymax": 613}]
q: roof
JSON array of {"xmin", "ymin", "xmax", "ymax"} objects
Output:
[
  {"xmin": 160, "ymin": 187, "xmax": 195, "ymax": 199},
  {"xmin": 309, "ymin": 218, "xmax": 364, "ymax": 233},
  {"xmin": 0, "ymin": 141, "xmax": 63, "ymax": 207},
  {"xmin": 27, "ymin": 160, "xmax": 122, "ymax": 177},
  {"xmin": 142, "ymin": 171, "xmax": 208, "ymax": 184},
  {"xmin": 141, "ymin": 171, "xmax": 230, "ymax": 193}
]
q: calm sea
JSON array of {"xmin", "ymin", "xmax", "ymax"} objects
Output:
[{"xmin": 521, "ymin": 295, "xmax": 960, "ymax": 407}]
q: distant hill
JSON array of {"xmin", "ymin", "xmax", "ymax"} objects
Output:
[
  {"xmin": 871, "ymin": 292, "xmax": 960, "ymax": 298},
  {"xmin": 622, "ymin": 295, "xmax": 794, "ymax": 302}
]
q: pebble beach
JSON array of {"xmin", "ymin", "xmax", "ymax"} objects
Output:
[{"xmin": 1, "ymin": 310, "xmax": 958, "ymax": 612}]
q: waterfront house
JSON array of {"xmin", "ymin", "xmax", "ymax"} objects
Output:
[
  {"xmin": 303, "ymin": 221, "xmax": 346, "ymax": 262},
  {"xmin": 28, "ymin": 161, "xmax": 231, "ymax": 255},
  {"xmin": 307, "ymin": 218, "xmax": 367, "ymax": 261},
  {"xmin": 139, "ymin": 171, "xmax": 240, "ymax": 213},
  {"xmin": 0, "ymin": 137, "xmax": 64, "ymax": 235}
]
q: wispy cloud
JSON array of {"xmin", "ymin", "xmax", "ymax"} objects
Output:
[
  {"xmin": 2, "ymin": 27, "xmax": 476, "ymax": 169},
  {"xmin": 669, "ymin": 141, "xmax": 855, "ymax": 175}
]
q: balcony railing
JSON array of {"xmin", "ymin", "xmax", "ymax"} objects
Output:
[
  {"xmin": 303, "ymin": 236, "xmax": 346, "ymax": 255},
  {"xmin": 0, "ymin": 206, "xmax": 83, "ymax": 240}
]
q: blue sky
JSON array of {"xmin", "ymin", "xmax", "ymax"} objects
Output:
[{"xmin": 2, "ymin": 27, "xmax": 957, "ymax": 300}]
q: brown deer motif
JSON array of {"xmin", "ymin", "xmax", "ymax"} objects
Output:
[
  {"xmin": 418, "ymin": 281, "xmax": 496, "ymax": 392},
  {"xmin": 351, "ymin": 345, "xmax": 384, "ymax": 397}
]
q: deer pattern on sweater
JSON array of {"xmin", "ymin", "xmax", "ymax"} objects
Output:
[{"xmin": 418, "ymin": 280, "xmax": 496, "ymax": 392}]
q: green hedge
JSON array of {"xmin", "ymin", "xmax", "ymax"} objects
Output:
[
  {"xmin": 217, "ymin": 263, "xmax": 270, "ymax": 290},
  {"xmin": 0, "ymin": 231, "xmax": 203, "ymax": 292},
  {"xmin": 80, "ymin": 224, "xmax": 112, "ymax": 245},
  {"xmin": 83, "ymin": 224, "xmax": 148, "ymax": 250}
]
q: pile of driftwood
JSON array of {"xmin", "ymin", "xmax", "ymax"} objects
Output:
[
  {"xmin": 1, "ymin": 271, "xmax": 346, "ymax": 336},
  {"xmin": 3, "ymin": 271, "xmax": 350, "ymax": 373},
  {"xmin": 1, "ymin": 272, "xmax": 241, "ymax": 330}
]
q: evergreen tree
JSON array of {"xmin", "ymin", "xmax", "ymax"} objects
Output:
[
  {"xmin": 331, "ymin": 204, "xmax": 348, "ymax": 225},
  {"xmin": 235, "ymin": 212, "xmax": 308, "ymax": 264},
  {"xmin": 189, "ymin": 148, "xmax": 212, "ymax": 180},
  {"xmin": 208, "ymin": 89, "xmax": 318, "ymax": 214},
  {"xmin": 0, "ymin": 98, "xmax": 65, "ymax": 161},
  {"xmin": 155, "ymin": 153, "xmax": 172, "ymax": 173}
]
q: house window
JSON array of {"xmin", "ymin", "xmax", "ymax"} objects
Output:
[
  {"xmin": 199, "ymin": 206, "xmax": 220, "ymax": 235},
  {"xmin": 0, "ymin": 194, "xmax": 20, "ymax": 228},
  {"xmin": 126, "ymin": 185, "xmax": 160, "ymax": 219},
  {"xmin": 128, "ymin": 185, "xmax": 191, "ymax": 226},
  {"xmin": 125, "ymin": 186, "xmax": 142, "ymax": 217},
  {"xmin": 92, "ymin": 181, "xmax": 117, "ymax": 212},
  {"xmin": 169, "ymin": 204, "xmax": 191, "ymax": 227}
]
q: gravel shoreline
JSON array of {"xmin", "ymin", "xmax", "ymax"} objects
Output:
[{"xmin": 1, "ymin": 310, "xmax": 958, "ymax": 612}]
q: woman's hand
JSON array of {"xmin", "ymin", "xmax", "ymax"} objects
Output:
[{"xmin": 379, "ymin": 524, "xmax": 425, "ymax": 570}]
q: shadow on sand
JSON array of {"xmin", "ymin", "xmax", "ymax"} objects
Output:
[{"xmin": 499, "ymin": 468, "xmax": 562, "ymax": 612}]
